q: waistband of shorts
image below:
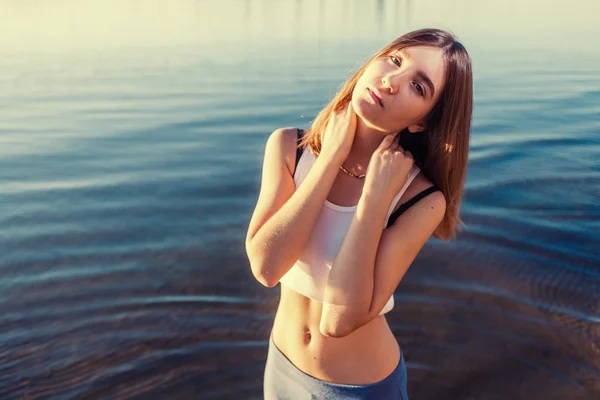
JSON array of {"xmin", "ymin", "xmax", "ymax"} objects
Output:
[{"xmin": 268, "ymin": 330, "xmax": 405, "ymax": 391}]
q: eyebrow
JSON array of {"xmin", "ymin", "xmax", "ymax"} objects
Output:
[
  {"xmin": 417, "ymin": 70, "xmax": 435, "ymax": 98},
  {"xmin": 398, "ymin": 50, "xmax": 436, "ymax": 98}
]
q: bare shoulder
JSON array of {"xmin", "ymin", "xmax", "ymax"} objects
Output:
[
  {"xmin": 394, "ymin": 170, "xmax": 446, "ymax": 214},
  {"xmin": 267, "ymin": 127, "xmax": 301, "ymax": 176},
  {"xmin": 412, "ymin": 171, "xmax": 446, "ymax": 212}
]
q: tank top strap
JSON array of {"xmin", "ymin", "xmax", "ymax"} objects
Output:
[
  {"xmin": 385, "ymin": 185, "xmax": 442, "ymax": 229},
  {"xmin": 382, "ymin": 166, "xmax": 420, "ymax": 228},
  {"xmin": 293, "ymin": 128, "xmax": 305, "ymax": 178}
]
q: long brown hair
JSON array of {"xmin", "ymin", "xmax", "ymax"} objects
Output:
[{"xmin": 299, "ymin": 28, "xmax": 473, "ymax": 241}]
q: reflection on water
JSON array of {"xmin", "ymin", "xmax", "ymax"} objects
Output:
[{"xmin": 0, "ymin": 0, "xmax": 599, "ymax": 399}]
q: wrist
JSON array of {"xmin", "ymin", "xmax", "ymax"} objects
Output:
[
  {"xmin": 357, "ymin": 191, "xmax": 392, "ymax": 224},
  {"xmin": 318, "ymin": 150, "xmax": 345, "ymax": 167},
  {"xmin": 359, "ymin": 189, "xmax": 384, "ymax": 207},
  {"xmin": 362, "ymin": 184, "xmax": 396, "ymax": 207}
]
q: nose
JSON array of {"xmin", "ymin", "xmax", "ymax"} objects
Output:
[
  {"xmin": 382, "ymin": 69, "xmax": 408, "ymax": 95},
  {"xmin": 382, "ymin": 73, "xmax": 398, "ymax": 95}
]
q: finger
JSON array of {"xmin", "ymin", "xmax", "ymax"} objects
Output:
[
  {"xmin": 404, "ymin": 150, "xmax": 413, "ymax": 160},
  {"xmin": 332, "ymin": 104, "xmax": 348, "ymax": 121},
  {"xmin": 345, "ymin": 103, "xmax": 355, "ymax": 121},
  {"xmin": 377, "ymin": 134, "xmax": 396, "ymax": 151},
  {"xmin": 347, "ymin": 101, "xmax": 355, "ymax": 115},
  {"xmin": 343, "ymin": 104, "xmax": 351, "ymax": 119},
  {"xmin": 392, "ymin": 136, "xmax": 402, "ymax": 152}
]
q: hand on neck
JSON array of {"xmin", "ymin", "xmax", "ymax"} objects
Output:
[{"xmin": 343, "ymin": 117, "xmax": 390, "ymax": 173}]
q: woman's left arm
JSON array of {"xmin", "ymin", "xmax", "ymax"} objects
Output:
[{"xmin": 320, "ymin": 136, "xmax": 447, "ymax": 338}]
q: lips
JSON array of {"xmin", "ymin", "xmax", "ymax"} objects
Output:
[{"xmin": 367, "ymin": 88, "xmax": 383, "ymax": 108}]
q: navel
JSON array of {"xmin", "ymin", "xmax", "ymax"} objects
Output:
[{"xmin": 303, "ymin": 326, "xmax": 312, "ymax": 344}]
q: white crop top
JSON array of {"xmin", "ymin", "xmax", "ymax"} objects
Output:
[{"xmin": 279, "ymin": 148, "xmax": 420, "ymax": 315}]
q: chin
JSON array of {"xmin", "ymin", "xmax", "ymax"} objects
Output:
[
  {"xmin": 352, "ymin": 97, "xmax": 378, "ymax": 127},
  {"xmin": 352, "ymin": 100, "xmax": 389, "ymax": 133}
]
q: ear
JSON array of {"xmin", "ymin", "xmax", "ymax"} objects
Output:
[{"xmin": 407, "ymin": 121, "xmax": 426, "ymax": 134}]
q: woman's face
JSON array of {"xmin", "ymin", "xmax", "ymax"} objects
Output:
[{"xmin": 352, "ymin": 45, "xmax": 447, "ymax": 134}]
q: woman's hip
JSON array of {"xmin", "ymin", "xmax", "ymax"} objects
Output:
[{"xmin": 264, "ymin": 330, "xmax": 409, "ymax": 400}]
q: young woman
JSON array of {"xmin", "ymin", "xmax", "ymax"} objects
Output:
[{"xmin": 246, "ymin": 28, "xmax": 473, "ymax": 400}]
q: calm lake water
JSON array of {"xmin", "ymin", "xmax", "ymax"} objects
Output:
[{"xmin": 0, "ymin": 1, "xmax": 599, "ymax": 399}]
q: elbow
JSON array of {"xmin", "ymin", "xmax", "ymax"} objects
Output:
[
  {"xmin": 319, "ymin": 318, "xmax": 355, "ymax": 339},
  {"xmin": 319, "ymin": 304, "xmax": 365, "ymax": 338},
  {"xmin": 252, "ymin": 266, "xmax": 277, "ymax": 288},
  {"xmin": 257, "ymin": 272, "xmax": 279, "ymax": 288},
  {"xmin": 319, "ymin": 328, "xmax": 349, "ymax": 339},
  {"xmin": 246, "ymin": 242, "xmax": 279, "ymax": 288},
  {"xmin": 249, "ymin": 259, "xmax": 279, "ymax": 288}
]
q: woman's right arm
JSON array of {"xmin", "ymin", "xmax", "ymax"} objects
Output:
[{"xmin": 245, "ymin": 127, "xmax": 343, "ymax": 288}]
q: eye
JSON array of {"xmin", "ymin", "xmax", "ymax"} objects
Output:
[
  {"xmin": 413, "ymin": 82, "xmax": 425, "ymax": 96},
  {"xmin": 390, "ymin": 55, "xmax": 402, "ymax": 67}
]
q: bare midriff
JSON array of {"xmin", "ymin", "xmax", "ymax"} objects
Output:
[
  {"xmin": 268, "ymin": 162, "xmax": 430, "ymax": 385},
  {"xmin": 271, "ymin": 284, "xmax": 401, "ymax": 385}
]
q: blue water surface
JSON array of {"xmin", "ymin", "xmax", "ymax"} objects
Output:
[{"xmin": 0, "ymin": 1, "xmax": 599, "ymax": 399}]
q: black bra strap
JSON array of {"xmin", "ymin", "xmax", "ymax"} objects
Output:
[
  {"xmin": 294, "ymin": 128, "xmax": 305, "ymax": 177},
  {"xmin": 385, "ymin": 186, "xmax": 441, "ymax": 229}
]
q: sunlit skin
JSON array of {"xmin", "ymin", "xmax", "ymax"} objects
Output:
[{"xmin": 346, "ymin": 45, "xmax": 447, "ymax": 172}]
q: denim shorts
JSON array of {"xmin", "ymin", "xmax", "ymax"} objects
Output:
[{"xmin": 264, "ymin": 331, "xmax": 409, "ymax": 400}]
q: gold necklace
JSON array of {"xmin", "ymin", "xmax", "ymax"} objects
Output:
[{"xmin": 339, "ymin": 164, "xmax": 366, "ymax": 179}]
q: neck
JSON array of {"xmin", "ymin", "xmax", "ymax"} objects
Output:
[{"xmin": 343, "ymin": 117, "xmax": 389, "ymax": 173}]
